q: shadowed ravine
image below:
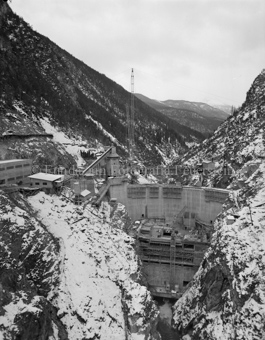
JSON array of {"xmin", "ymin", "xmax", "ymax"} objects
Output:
[{"xmin": 155, "ymin": 298, "xmax": 180, "ymax": 340}]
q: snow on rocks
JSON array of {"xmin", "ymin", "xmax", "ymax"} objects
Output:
[
  {"xmin": 173, "ymin": 162, "xmax": 265, "ymax": 339},
  {"xmin": 86, "ymin": 115, "xmax": 125, "ymax": 150},
  {"xmin": 40, "ymin": 117, "xmax": 87, "ymax": 166},
  {"xmin": 0, "ymin": 191, "xmax": 61, "ymax": 339},
  {"xmin": 28, "ymin": 192, "xmax": 157, "ymax": 339}
]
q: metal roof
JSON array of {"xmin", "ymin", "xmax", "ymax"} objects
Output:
[
  {"xmin": 0, "ymin": 159, "xmax": 32, "ymax": 165},
  {"xmin": 28, "ymin": 173, "xmax": 63, "ymax": 182},
  {"xmin": 80, "ymin": 189, "xmax": 91, "ymax": 197}
]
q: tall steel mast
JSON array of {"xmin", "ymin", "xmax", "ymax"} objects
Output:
[
  {"xmin": 130, "ymin": 68, "xmax": 135, "ymax": 154},
  {"xmin": 127, "ymin": 68, "xmax": 135, "ymax": 161}
]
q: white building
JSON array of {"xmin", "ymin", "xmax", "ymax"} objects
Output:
[
  {"xmin": 28, "ymin": 173, "xmax": 64, "ymax": 192},
  {"xmin": 0, "ymin": 159, "xmax": 32, "ymax": 186}
]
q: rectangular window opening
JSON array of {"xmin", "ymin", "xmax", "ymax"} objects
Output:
[{"xmin": 184, "ymin": 244, "xmax": 194, "ymax": 250}]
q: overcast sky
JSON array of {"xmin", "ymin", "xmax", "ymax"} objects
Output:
[{"xmin": 10, "ymin": 0, "xmax": 265, "ymax": 107}]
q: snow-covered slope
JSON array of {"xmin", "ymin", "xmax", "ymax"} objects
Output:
[
  {"xmin": 0, "ymin": 191, "xmax": 158, "ymax": 339},
  {"xmin": 0, "ymin": 103, "xmax": 92, "ymax": 168},
  {"xmin": 0, "ymin": 191, "xmax": 62, "ymax": 339},
  {"xmin": 172, "ymin": 70, "xmax": 265, "ymax": 339},
  {"xmin": 173, "ymin": 162, "xmax": 265, "ymax": 340},
  {"xmin": 181, "ymin": 69, "xmax": 265, "ymax": 188}
]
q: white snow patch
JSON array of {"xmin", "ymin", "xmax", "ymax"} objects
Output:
[
  {"xmin": 40, "ymin": 117, "xmax": 85, "ymax": 166},
  {"xmin": 28, "ymin": 192, "xmax": 156, "ymax": 339}
]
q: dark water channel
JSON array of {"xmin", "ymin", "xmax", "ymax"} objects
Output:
[{"xmin": 154, "ymin": 297, "xmax": 180, "ymax": 340}]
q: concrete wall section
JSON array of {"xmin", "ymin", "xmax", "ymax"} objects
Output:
[
  {"xmin": 109, "ymin": 181, "xmax": 229, "ymax": 224},
  {"xmin": 144, "ymin": 262, "xmax": 196, "ymax": 291},
  {"xmin": 181, "ymin": 187, "xmax": 225, "ymax": 227},
  {"xmin": 144, "ymin": 262, "xmax": 171, "ymax": 287},
  {"xmin": 109, "ymin": 182, "xmax": 128, "ymax": 206},
  {"xmin": 30, "ymin": 179, "xmax": 54, "ymax": 188}
]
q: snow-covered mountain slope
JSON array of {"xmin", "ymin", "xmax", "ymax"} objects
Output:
[
  {"xmin": 171, "ymin": 70, "xmax": 265, "ymax": 339},
  {"xmin": 0, "ymin": 104, "xmax": 83, "ymax": 167},
  {"xmin": 0, "ymin": 191, "xmax": 62, "ymax": 339},
  {"xmin": 205, "ymin": 101, "xmax": 232, "ymax": 115},
  {"xmin": 0, "ymin": 1, "xmax": 199, "ymax": 166},
  {"xmin": 181, "ymin": 69, "xmax": 265, "ymax": 188},
  {"xmin": 173, "ymin": 162, "xmax": 265, "ymax": 340},
  {"xmin": 0, "ymin": 191, "xmax": 158, "ymax": 339}
]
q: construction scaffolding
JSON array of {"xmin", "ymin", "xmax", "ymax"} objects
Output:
[{"xmin": 137, "ymin": 219, "xmax": 209, "ymax": 297}]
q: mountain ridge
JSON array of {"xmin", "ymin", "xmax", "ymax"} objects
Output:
[
  {"xmin": 0, "ymin": 2, "xmax": 204, "ymax": 167},
  {"xmin": 135, "ymin": 93, "xmax": 230, "ymax": 136}
]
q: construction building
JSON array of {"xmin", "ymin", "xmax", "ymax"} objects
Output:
[
  {"xmin": 82, "ymin": 146, "xmax": 120, "ymax": 178},
  {"xmin": 137, "ymin": 218, "xmax": 209, "ymax": 298},
  {"xmin": 0, "ymin": 159, "xmax": 32, "ymax": 186},
  {"xmin": 28, "ymin": 173, "xmax": 64, "ymax": 193}
]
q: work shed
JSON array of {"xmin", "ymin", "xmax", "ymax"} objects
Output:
[
  {"xmin": 28, "ymin": 173, "xmax": 63, "ymax": 193},
  {"xmin": 74, "ymin": 189, "xmax": 92, "ymax": 205}
]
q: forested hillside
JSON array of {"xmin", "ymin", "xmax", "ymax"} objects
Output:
[
  {"xmin": 0, "ymin": 1, "xmax": 204, "ymax": 166},
  {"xmin": 136, "ymin": 93, "xmax": 229, "ymax": 136}
]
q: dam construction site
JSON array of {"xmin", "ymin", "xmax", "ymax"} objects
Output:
[
  {"xmin": 77, "ymin": 144, "xmax": 230, "ymax": 300},
  {"xmin": 1, "ymin": 2, "xmax": 265, "ymax": 337},
  {"xmin": 108, "ymin": 178, "xmax": 229, "ymax": 299},
  {"xmin": 0, "ymin": 145, "xmax": 230, "ymax": 302}
]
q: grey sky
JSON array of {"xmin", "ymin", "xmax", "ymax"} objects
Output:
[{"xmin": 10, "ymin": 0, "xmax": 265, "ymax": 106}]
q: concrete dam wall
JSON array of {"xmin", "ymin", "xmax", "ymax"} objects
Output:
[
  {"xmin": 109, "ymin": 179, "xmax": 229, "ymax": 297},
  {"xmin": 109, "ymin": 180, "xmax": 229, "ymax": 225}
]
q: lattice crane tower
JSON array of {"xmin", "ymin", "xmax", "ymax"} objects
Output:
[{"xmin": 126, "ymin": 68, "xmax": 135, "ymax": 160}]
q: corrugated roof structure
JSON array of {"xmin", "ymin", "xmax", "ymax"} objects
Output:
[{"xmin": 28, "ymin": 173, "xmax": 63, "ymax": 182}]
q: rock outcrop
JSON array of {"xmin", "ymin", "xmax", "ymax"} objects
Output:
[{"xmin": 172, "ymin": 70, "xmax": 265, "ymax": 339}]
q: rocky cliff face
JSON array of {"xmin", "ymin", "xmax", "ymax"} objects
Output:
[
  {"xmin": 0, "ymin": 191, "xmax": 64, "ymax": 339},
  {"xmin": 172, "ymin": 69, "xmax": 265, "ymax": 339},
  {"xmin": 173, "ymin": 163, "xmax": 265, "ymax": 339},
  {"xmin": 0, "ymin": 191, "xmax": 159, "ymax": 339}
]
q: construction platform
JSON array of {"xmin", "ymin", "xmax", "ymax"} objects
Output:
[{"xmin": 137, "ymin": 217, "xmax": 211, "ymax": 299}]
